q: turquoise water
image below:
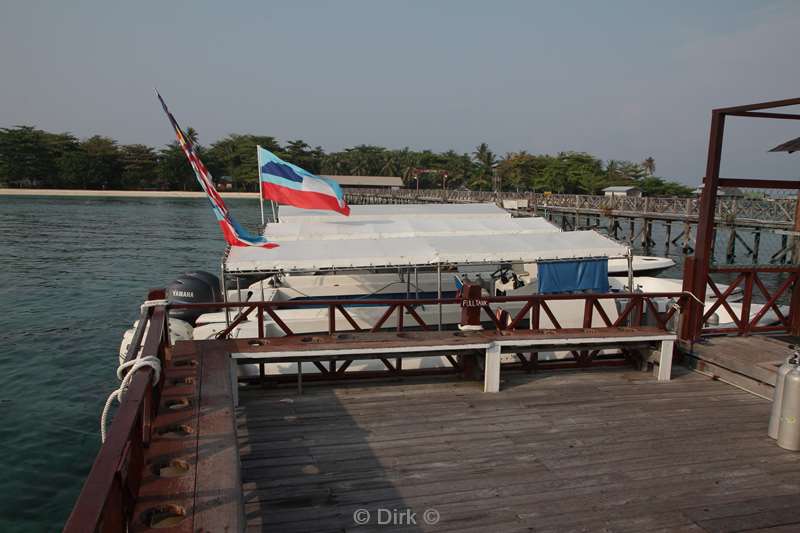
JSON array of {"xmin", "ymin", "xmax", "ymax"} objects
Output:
[
  {"xmin": 0, "ymin": 196, "xmax": 261, "ymax": 532},
  {"xmin": 0, "ymin": 196, "xmax": 788, "ymax": 531}
]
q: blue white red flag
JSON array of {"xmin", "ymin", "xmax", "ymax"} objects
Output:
[
  {"xmin": 155, "ymin": 91, "xmax": 277, "ymax": 248},
  {"xmin": 258, "ymin": 146, "xmax": 350, "ymax": 216}
]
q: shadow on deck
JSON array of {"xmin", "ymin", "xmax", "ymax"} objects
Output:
[
  {"xmin": 685, "ymin": 334, "xmax": 800, "ymax": 399},
  {"xmin": 236, "ymin": 367, "xmax": 800, "ymax": 532}
]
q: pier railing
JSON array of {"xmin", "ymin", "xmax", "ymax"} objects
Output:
[
  {"xmin": 172, "ymin": 291, "xmax": 690, "ymax": 340},
  {"xmin": 344, "ymin": 188, "xmax": 797, "ymax": 226},
  {"xmin": 698, "ymin": 265, "xmax": 800, "ymax": 336},
  {"xmin": 64, "ymin": 290, "xmax": 169, "ymax": 533}
]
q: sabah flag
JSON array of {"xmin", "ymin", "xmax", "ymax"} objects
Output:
[{"xmin": 258, "ymin": 146, "xmax": 350, "ymax": 216}]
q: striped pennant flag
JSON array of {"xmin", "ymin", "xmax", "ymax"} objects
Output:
[{"xmin": 155, "ymin": 90, "xmax": 277, "ymax": 248}]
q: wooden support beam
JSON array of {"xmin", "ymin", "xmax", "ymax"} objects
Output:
[
  {"xmin": 710, "ymin": 228, "xmax": 717, "ymax": 263},
  {"xmin": 725, "ymin": 227, "xmax": 737, "ymax": 263},
  {"xmin": 665, "ymin": 221, "xmax": 672, "ymax": 252},
  {"xmin": 718, "ymin": 177, "xmax": 800, "ymax": 189},
  {"xmin": 726, "ymin": 110, "xmax": 800, "ymax": 120},
  {"xmin": 686, "ymin": 110, "xmax": 726, "ymax": 340},
  {"xmin": 734, "ymin": 231, "xmax": 754, "ymax": 257},
  {"xmin": 753, "ymin": 230, "xmax": 761, "ymax": 263}
]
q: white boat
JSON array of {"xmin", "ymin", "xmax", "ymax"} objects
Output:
[
  {"xmin": 121, "ymin": 203, "xmax": 776, "ymax": 371},
  {"xmin": 608, "ymin": 256, "xmax": 675, "ymax": 276},
  {"xmin": 195, "ymin": 204, "xmax": 659, "ymax": 370},
  {"xmin": 608, "ymin": 276, "xmax": 744, "ymax": 302}
]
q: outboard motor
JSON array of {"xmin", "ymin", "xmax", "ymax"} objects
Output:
[
  {"xmin": 182, "ymin": 270, "xmax": 223, "ymax": 302},
  {"xmin": 166, "ymin": 271, "xmax": 222, "ymax": 324}
]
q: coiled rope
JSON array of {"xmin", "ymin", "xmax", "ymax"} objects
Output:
[{"xmin": 100, "ymin": 354, "xmax": 161, "ymax": 443}]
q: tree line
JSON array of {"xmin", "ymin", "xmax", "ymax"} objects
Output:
[{"xmin": 0, "ymin": 125, "xmax": 694, "ymax": 196}]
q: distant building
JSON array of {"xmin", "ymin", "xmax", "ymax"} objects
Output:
[
  {"xmin": 325, "ymin": 175, "xmax": 404, "ymax": 190},
  {"xmin": 217, "ymin": 175, "xmax": 234, "ymax": 190},
  {"xmin": 693, "ymin": 185, "xmax": 744, "ymax": 198},
  {"xmin": 603, "ymin": 186, "xmax": 642, "ymax": 198}
]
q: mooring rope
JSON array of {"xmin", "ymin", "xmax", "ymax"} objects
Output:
[{"xmin": 100, "ymin": 354, "xmax": 161, "ymax": 443}]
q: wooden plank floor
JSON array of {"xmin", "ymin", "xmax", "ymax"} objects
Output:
[
  {"xmin": 237, "ymin": 367, "xmax": 800, "ymax": 532},
  {"xmin": 686, "ymin": 335, "xmax": 800, "ymax": 399}
]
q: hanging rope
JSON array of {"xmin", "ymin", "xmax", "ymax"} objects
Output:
[{"xmin": 100, "ymin": 354, "xmax": 161, "ymax": 443}]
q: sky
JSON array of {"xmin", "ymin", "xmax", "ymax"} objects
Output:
[{"xmin": 1, "ymin": 0, "xmax": 798, "ymax": 185}]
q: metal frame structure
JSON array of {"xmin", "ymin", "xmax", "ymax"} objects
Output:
[{"xmin": 682, "ymin": 97, "xmax": 800, "ymax": 341}]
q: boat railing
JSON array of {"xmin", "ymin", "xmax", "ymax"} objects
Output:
[
  {"xmin": 172, "ymin": 291, "xmax": 691, "ymax": 339},
  {"xmin": 63, "ymin": 289, "xmax": 169, "ymax": 533}
]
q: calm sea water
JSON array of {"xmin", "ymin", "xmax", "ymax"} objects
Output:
[
  {"xmin": 0, "ymin": 196, "xmax": 261, "ymax": 532},
  {"xmin": 0, "ymin": 196, "xmax": 787, "ymax": 531}
]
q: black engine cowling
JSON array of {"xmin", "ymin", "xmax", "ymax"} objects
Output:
[{"xmin": 166, "ymin": 271, "xmax": 222, "ymax": 324}]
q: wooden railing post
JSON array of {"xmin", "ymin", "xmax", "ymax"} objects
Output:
[
  {"xmin": 740, "ymin": 271, "xmax": 754, "ymax": 335},
  {"xmin": 583, "ymin": 298, "xmax": 593, "ymax": 328},
  {"xmin": 791, "ymin": 273, "xmax": 800, "ymax": 336},
  {"xmin": 680, "ymin": 256, "xmax": 699, "ymax": 341}
]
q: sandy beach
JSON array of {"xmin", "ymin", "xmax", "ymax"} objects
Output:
[{"xmin": 0, "ymin": 188, "xmax": 259, "ymax": 199}]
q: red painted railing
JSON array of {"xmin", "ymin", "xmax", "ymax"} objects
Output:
[
  {"xmin": 63, "ymin": 290, "xmax": 170, "ymax": 533},
  {"xmin": 172, "ymin": 291, "xmax": 690, "ymax": 339},
  {"xmin": 700, "ymin": 265, "xmax": 800, "ymax": 336}
]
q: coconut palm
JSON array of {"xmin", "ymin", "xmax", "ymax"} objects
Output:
[
  {"xmin": 185, "ymin": 127, "xmax": 199, "ymax": 145},
  {"xmin": 472, "ymin": 143, "xmax": 497, "ymax": 191}
]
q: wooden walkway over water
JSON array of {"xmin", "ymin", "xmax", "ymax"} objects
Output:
[
  {"xmin": 66, "ymin": 300, "xmax": 800, "ymax": 533},
  {"xmin": 238, "ymin": 366, "xmax": 800, "ymax": 532}
]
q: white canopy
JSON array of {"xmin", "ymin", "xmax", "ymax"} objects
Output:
[
  {"xmin": 225, "ymin": 230, "xmax": 628, "ymax": 273},
  {"xmin": 264, "ymin": 216, "xmax": 560, "ymax": 242},
  {"xmin": 227, "ymin": 203, "xmax": 628, "ymax": 273},
  {"xmin": 276, "ymin": 203, "xmax": 511, "ymax": 222}
]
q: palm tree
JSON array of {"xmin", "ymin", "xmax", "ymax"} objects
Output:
[
  {"xmin": 472, "ymin": 143, "xmax": 497, "ymax": 191},
  {"xmin": 642, "ymin": 157, "xmax": 656, "ymax": 176},
  {"xmin": 185, "ymin": 127, "xmax": 199, "ymax": 145}
]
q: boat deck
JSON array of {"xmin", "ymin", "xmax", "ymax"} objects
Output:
[{"xmin": 237, "ymin": 366, "xmax": 800, "ymax": 532}]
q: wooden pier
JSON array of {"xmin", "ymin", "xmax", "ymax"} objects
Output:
[
  {"xmin": 68, "ymin": 320, "xmax": 800, "ymax": 532},
  {"xmin": 239, "ymin": 367, "xmax": 800, "ymax": 532},
  {"xmin": 63, "ymin": 282, "xmax": 800, "ymax": 532},
  {"xmin": 64, "ymin": 97, "xmax": 800, "ymax": 533}
]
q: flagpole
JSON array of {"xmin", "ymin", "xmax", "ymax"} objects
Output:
[{"xmin": 257, "ymin": 145, "xmax": 265, "ymax": 227}]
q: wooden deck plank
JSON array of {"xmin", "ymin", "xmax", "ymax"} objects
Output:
[
  {"xmin": 191, "ymin": 343, "xmax": 243, "ymax": 532},
  {"xmin": 237, "ymin": 367, "xmax": 800, "ymax": 532},
  {"xmin": 686, "ymin": 335, "xmax": 800, "ymax": 398}
]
